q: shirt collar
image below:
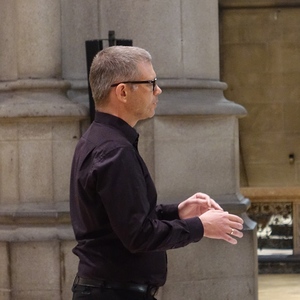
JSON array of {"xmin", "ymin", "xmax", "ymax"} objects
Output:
[{"xmin": 94, "ymin": 111, "xmax": 139, "ymax": 147}]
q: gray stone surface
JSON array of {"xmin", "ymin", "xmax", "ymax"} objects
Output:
[
  {"xmin": 0, "ymin": 1, "xmax": 17, "ymax": 81},
  {"xmin": 0, "ymin": 0, "xmax": 257, "ymax": 299},
  {"xmin": 16, "ymin": 0, "xmax": 61, "ymax": 79},
  {"xmin": 11, "ymin": 241, "xmax": 61, "ymax": 299},
  {"xmin": 161, "ymin": 230, "xmax": 258, "ymax": 300},
  {"xmin": 61, "ymin": 0, "xmax": 99, "ymax": 79}
]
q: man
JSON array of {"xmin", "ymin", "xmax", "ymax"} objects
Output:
[{"xmin": 70, "ymin": 46, "xmax": 244, "ymax": 300}]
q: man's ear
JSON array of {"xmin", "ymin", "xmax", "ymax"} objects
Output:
[{"xmin": 115, "ymin": 84, "xmax": 127, "ymax": 103}]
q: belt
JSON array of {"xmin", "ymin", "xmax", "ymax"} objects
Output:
[{"xmin": 75, "ymin": 275, "xmax": 158, "ymax": 296}]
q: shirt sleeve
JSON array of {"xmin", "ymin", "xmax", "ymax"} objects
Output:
[{"xmin": 94, "ymin": 146, "xmax": 204, "ymax": 254}]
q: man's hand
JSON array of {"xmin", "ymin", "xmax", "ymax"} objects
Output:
[
  {"xmin": 199, "ymin": 210, "xmax": 244, "ymax": 245},
  {"xmin": 178, "ymin": 192, "xmax": 223, "ymax": 220}
]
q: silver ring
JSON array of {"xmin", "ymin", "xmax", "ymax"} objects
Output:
[{"xmin": 230, "ymin": 229, "xmax": 234, "ymax": 235}]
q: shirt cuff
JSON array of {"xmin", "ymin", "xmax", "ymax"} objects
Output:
[
  {"xmin": 156, "ymin": 204, "xmax": 180, "ymax": 220},
  {"xmin": 185, "ymin": 217, "xmax": 204, "ymax": 242}
]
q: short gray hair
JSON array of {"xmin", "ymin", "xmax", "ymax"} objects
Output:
[{"xmin": 89, "ymin": 46, "xmax": 152, "ymax": 107}]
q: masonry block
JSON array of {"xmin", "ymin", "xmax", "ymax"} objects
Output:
[{"xmin": 11, "ymin": 241, "xmax": 61, "ymax": 300}]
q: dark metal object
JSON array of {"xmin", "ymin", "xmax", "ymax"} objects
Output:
[
  {"xmin": 85, "ymin": 31, "xmax": 133, "ymax": 122},
  {"xmin": 85, "ymin": 39, "xmax": 103, "ymax": 123}
]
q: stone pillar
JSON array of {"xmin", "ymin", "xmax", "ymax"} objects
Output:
[
  {"xmin": 105, "ymin": 0, "xmax": 257, "ymax": 299},
  {"xmin": 0, "ymin": 0, "xmax": 87, "ymax": 299},
  {"xmin": 0, "ymin": 0, "xmax": 258, "ymax": 299},
  {"xmin": 137, "ymin": 81, "xmax": 257, "ymax": 299},
  {"xmin": 61, "ymin": 0, "xmax": 100, "ymax": 106}
]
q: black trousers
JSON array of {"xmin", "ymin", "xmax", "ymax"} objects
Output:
[{"xmin": 72, "ymin": 283, "xmax": 158, "ymax": 300}]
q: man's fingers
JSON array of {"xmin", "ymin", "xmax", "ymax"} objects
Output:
[
  {"xmin": 227, "ymin": 215, "xmax": 244, "ymax": 239},
  {"xmin": 210, "ymin": 200, "xmax": 223, "ymax": 211},
  {"xmin": 223, "ymin": 229, "xmax": 243, "ymax": 244},
  {"xmin": 195, "ymin": 192, "xmax": 210, "ymax": 200},
  {"xmin": 228, "ymin": 228, "xmax": 243, "ymax": 238},
  {"xmin": 200, "ymin": 209, "xmax": 244, "ymax": 245},
  {"xmin": 228, "ymin": 213, "xmax": 244, "ymax": 224},
  {"xmin": 228, "ymin": 220, "xmax": 244, "ymax": 231},
  {"xmin": 195, "ymin": 193, "xmax": 223, "ymax": 211},
  {"xmin": 225, "ymin": 236, "xmax": 238, "ymax": 245}
]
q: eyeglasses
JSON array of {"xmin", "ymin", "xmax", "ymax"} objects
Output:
[{"xmin": 111, "ymin": 78, "xmax": 157, "ymax": 92}]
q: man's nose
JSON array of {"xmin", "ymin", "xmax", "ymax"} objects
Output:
[{"xmin": 154, "ymin": 85, "xmax": 162, "ymax": 95}]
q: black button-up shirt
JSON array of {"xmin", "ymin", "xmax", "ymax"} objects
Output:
[{"xmin": 70, "ymin": 112, "xmax": 203, "ymax": 286}]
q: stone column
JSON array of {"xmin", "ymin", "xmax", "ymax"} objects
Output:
[
  {"xmin": 98, "ymin": 0, "xmax": 257, "ymax": 299},
  {"xmin": 0, "ymin": 0, "xmax": 258, "ymax": 299},
  {"xmin": 0, "ymin": 0, "xmax": 87, "ymax": 299}
]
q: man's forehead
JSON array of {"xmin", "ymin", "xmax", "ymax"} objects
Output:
[{"xmin": 137, "ymin": 61, "xmax": 156, "ymax": 78}]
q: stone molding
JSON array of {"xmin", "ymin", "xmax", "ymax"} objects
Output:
[
  {"xmin": 158, "ymin": 78, "xmax": 228, "ymax": 89},
  {"xmin": 0, "ymin": 201, "xmax": 74, "ymax": 242},
  {"xmin": 213, "ymin": 193, "xmax": 256, "ymax": 231},
  {"xmin": 219, "ymin": 0, "xmax": 300, "ymax": 8},
  {"xmin": 67, "ymin": 78, "xmax": 248, "ymax": 117},
  {"xmin": 0, "ymin": 225, "xmax": 74, "ymax": 242},
  {"xmin": 155, "ymin": 79, "xmax": 247, "ymax": 116},
  {"xmin": 0, "ymin": 79, "xmax": 88, "ymax": 119},
  {"xmin": 0, "ymin": 79, "xmax": 70, "ymax": 92},
  {"xmin": 241, "ymin": 187, "xmax": 300, "ymax": 200}
]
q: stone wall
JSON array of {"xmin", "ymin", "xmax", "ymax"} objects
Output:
[
  {"xmin": 0, "ymin": 241, "xmax": 77, "ymax": 299},
  {"xmin": 0, "ymin": 0, "xmax": 257, "ymax": 299},
  {"xmin": 220, "ymin": 0, "xmax": 300, "ymax": 187}
]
